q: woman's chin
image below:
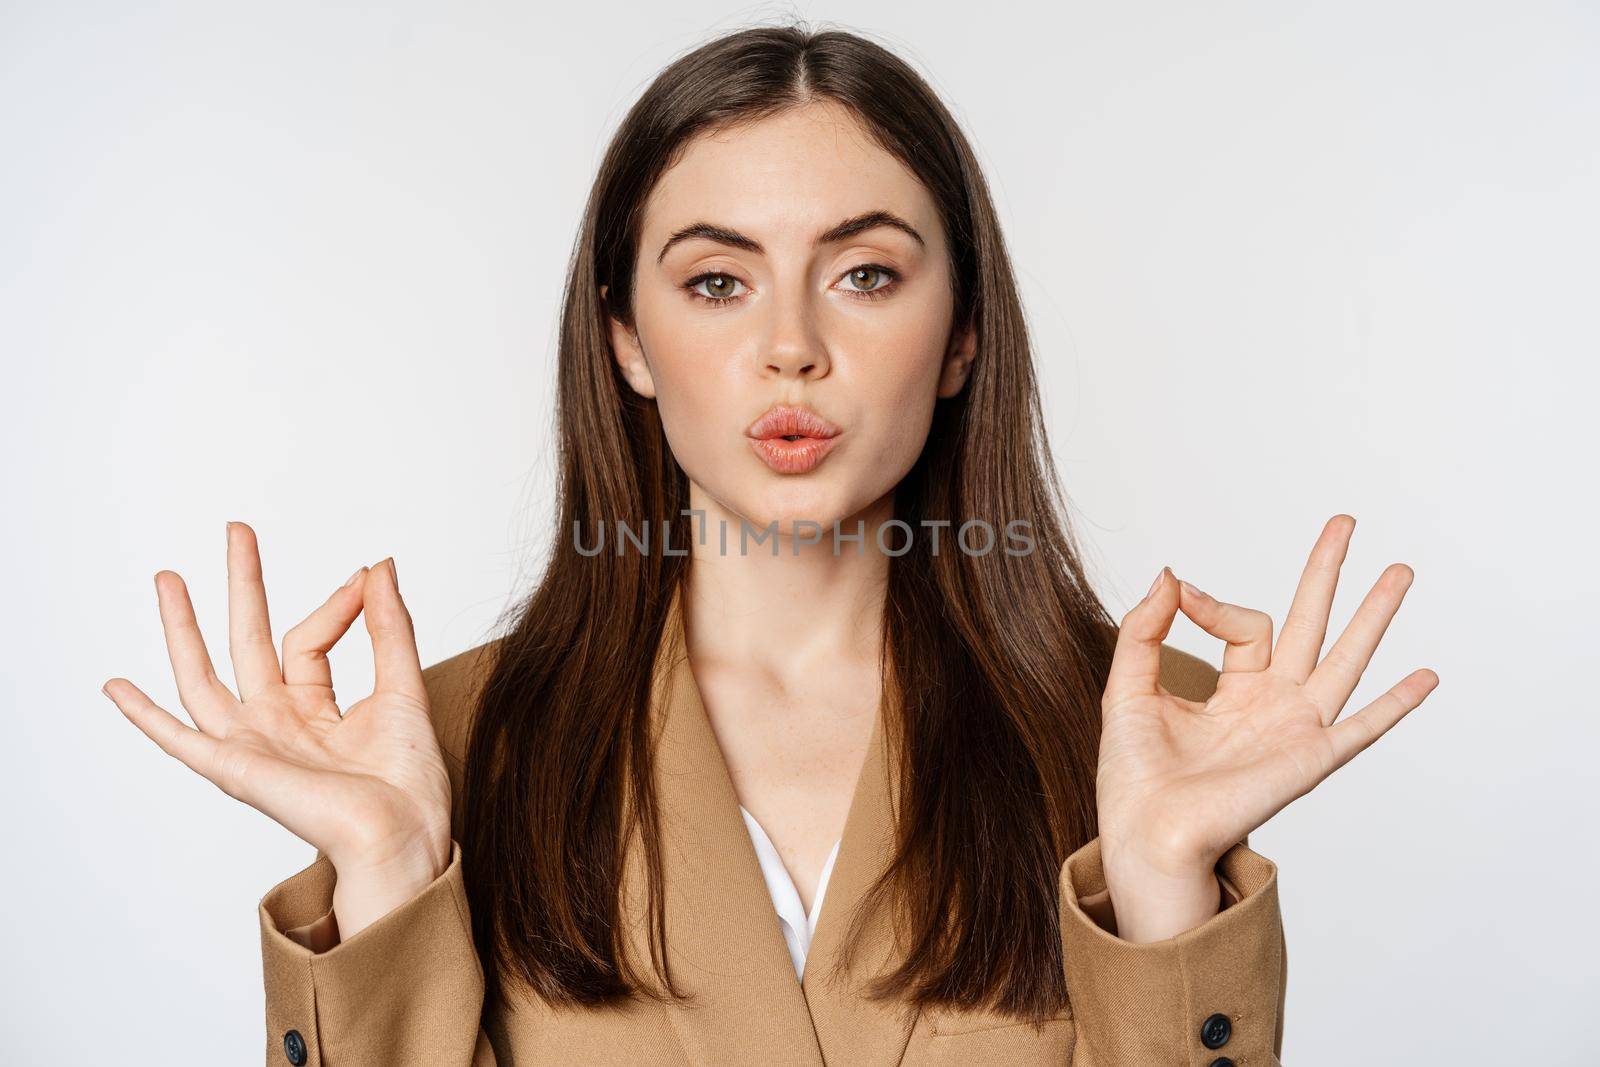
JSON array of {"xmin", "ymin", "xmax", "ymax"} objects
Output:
[{"xmin": 727, "ymin": 495, "xmax": 860, "ymax": 545}]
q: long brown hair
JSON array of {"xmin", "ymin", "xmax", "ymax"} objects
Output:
[{"xmin": 462, "ymin": 21, "xmax": 1117, "ymax": 1026}]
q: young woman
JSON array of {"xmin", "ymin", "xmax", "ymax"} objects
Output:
[{"xmin": 103, "ymin": 23, "xmax": 1437, "ymax": 1067}]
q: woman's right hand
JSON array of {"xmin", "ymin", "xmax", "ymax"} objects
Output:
[{"xmin": 102, "ymin": 521, "xmax": 454, "ymax": 938}]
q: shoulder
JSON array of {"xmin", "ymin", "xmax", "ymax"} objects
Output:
[
  {"xmin": 1157, "ymin": 642, "xmax": 1221, "ymax": 702},
  {"xmin": 421, "ymin": 637, "xmax": 504, "ymax": 767}
]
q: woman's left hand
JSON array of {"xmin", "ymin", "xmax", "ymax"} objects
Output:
[{"xmin": 1095, "ymin": 513, "xmax": 1439, "ymax": 941}]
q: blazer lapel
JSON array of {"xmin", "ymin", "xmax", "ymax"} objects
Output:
[
  {"xmin": 620, "ymin": 585, "xmax": 920, "ymax": 1067},
  {"xmin": 800, "ymin": 662, "xmax": 920, "ymax": 1067},
  {"xmin": 631, "ymin": 586, "xmax": 827, "ymax": 1067}
]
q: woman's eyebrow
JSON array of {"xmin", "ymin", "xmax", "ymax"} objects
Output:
[{"xmin": 655, "ymin": 210, "xmax": 925, "ymax": 265}]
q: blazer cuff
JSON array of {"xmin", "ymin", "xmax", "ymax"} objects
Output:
[
  {"xmin": 1059, "ymin": 836, "xmax": 1284, "ymax": 1066},
  {"xmin": 258, "ymin": 838, "xmax": 486, "ymax": 1065}
]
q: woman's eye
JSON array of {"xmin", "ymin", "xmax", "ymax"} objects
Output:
[
  {"xmin": 683, "ymin": 265, "xmax": 899, "ymax": 306},
  {"xmin": 837, "ymin": 264, "xmax": 899, "ymax": 299},
  {"xmin": 845, "ymin": 267, "xmax": 885, "ymax": 291},
  {"xmin": 686, "ymin": 272, "xmax": 747, "ymax": 303}
]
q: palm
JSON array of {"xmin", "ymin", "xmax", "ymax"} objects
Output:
[
  {"xmin": 1098, "ymin": 674, "xmax": 1335, "ymax": 869},
  {"xmin": 1096, "ymin": 515, "xmax": 1439, "ymax": 875},
  {"xmin": 210, "ymin": 685, "xmax": 449, "ymax": 860},
  {"xmin": 103, "ymin": 523, "xmax": 451, "ymax": 873}
]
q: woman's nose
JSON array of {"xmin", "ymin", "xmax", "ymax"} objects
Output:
[{"xmin": 759, "ymin": 292, "xmax": 830, "ymax": 379}]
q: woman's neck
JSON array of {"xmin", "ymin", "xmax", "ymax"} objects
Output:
[{"xmin": 680, "ymin": 484, "xmax": 894, "ymax": 683}]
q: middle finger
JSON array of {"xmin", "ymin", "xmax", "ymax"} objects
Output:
[
  {"xmin": 226, "ymin": 521, "xmax": 283, "ymax": 701},
  {"xmin": 1272, "ymin": 514, "xmax": 1355, "ymax": 682}
]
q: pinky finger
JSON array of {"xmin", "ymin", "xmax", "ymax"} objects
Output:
[
  {"xmin": 1325, "ymin": 668, "xmax": 1441, "ymax": 771},
  {"xmin": 103, "ymin": 678, "xmax": 225, "ymax": 784}
]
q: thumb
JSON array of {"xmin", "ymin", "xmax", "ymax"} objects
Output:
[
  {"xmin": 1104, "ymin": 567, "xmax": 1179, "ymax": 706},
  {"xmin": 363, "ymin": 557, "xmax": 427, "ymax": 704}
]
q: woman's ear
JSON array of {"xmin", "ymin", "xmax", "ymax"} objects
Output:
[
  {"xmin": 599, "ymin": 284, "xmax": 657, "ymax": 399},
  {"xmin": 936, "ymin": 320, "xmax": 977, "ymax": 398}
]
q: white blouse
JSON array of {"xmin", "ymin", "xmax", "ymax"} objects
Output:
[{"xmin": 738, "ymin": 805, "xmax": 842, "ymax": 981}]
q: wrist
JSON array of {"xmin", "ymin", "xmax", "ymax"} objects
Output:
[
  {"xmin": 327, "ymin": 810, "xmax": 451, "ymax": 884},
  {"xmin": 1100, "ymin": 838, "xmax": 1222, "ymax": 944},
  {"xmin": 330, "ymin": 845, "xmax": 449, "ymax": 943},
  {"xmin": 327, "ymin": 827, "xmax": 451, "ymax": 943}
]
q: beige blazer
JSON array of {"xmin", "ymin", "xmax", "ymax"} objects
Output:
[{"xmin": 259, "ymin": 589, "xmax": 1287, "ymax": 1065}]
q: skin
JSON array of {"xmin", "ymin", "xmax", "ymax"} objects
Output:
[
  {"xmin": 103, "ymin": 540, "xmax": 453, "ymax": 940},
  {"xmin": 604, "ymin": 99, "xmax": 974, "ymax": 911},
  {"xmin": 1100, "ymin": 522, "xmax": 1439, "ymax": 941},
  {"xmin": 102, "ymin": 99, "xmax": 1438, "ymax": 949}
]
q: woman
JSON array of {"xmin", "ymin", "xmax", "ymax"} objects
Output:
[{"xmin": 102, "ymin": 23, "xmax": 1437, "ymax": 1066}]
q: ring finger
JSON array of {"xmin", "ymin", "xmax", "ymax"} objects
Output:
[
  {"xmin": 1304, "ymin": 563, "xmax": 1416, "ymax": 723},
  {"xmin": 154, "ymin": 570, "xmax": 237, "ymax": 733}
]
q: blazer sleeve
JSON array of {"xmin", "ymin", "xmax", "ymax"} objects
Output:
[
  {"xmin": 1058, "ymin": 833, "xmax": 1286, "ymax": 1065},
  {"xmin": 1056, "ymin": 639, "xmax": 1289, "ymax": 1064},
  {"xmin": 259, "ymin": 838, "xmax": 499, "ymax": 1066}
]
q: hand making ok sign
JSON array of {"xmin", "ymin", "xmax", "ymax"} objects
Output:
[
  {"xmin": 101, "ymin": 522, "xmax": 453, "ymax": 924},
  {"xmin": 1094, "ymin": 514, "xmax": 1439, "ymax": 937}
]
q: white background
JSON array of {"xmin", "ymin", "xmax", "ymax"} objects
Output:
[{"xmin": 4, "ymin": 2, "xmax": 1596, "ymax": 1062}]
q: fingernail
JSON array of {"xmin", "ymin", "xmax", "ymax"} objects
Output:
[
  {"xmin": 100, "ymin": 681, "xmax": 111, "ymax": 697},
  {"xmin": 385, "ymin": 557, "xmax": 398, "ymax": 591},
  {"xmin": 1146, "ymin": 567, "xmax": 1166, "ymax": 598},
  {"xmin": 1180, "ymin": 579, "xmax": 1207, "ymax": 599},
  {"xmin": 342, "ymin": 567, "xmax": 364, "ymax": 588}
]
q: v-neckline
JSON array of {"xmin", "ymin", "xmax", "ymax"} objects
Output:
[
  {"xmin": 624, "ymin": 582, "xmax": 920, "ymax": 1066},
  {"xmin": 739, "ymin": 803, "xmax": 843, "ymax": 980}
]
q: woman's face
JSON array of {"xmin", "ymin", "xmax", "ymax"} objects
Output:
[{"xmin": 607, "ymin": 98, "xmax": 975, "ymax": 537}]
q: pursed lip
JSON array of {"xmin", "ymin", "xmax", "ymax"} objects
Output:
[{"xmin": 745, "ymin": 403, "xmax": 843, "ymax": 441}]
